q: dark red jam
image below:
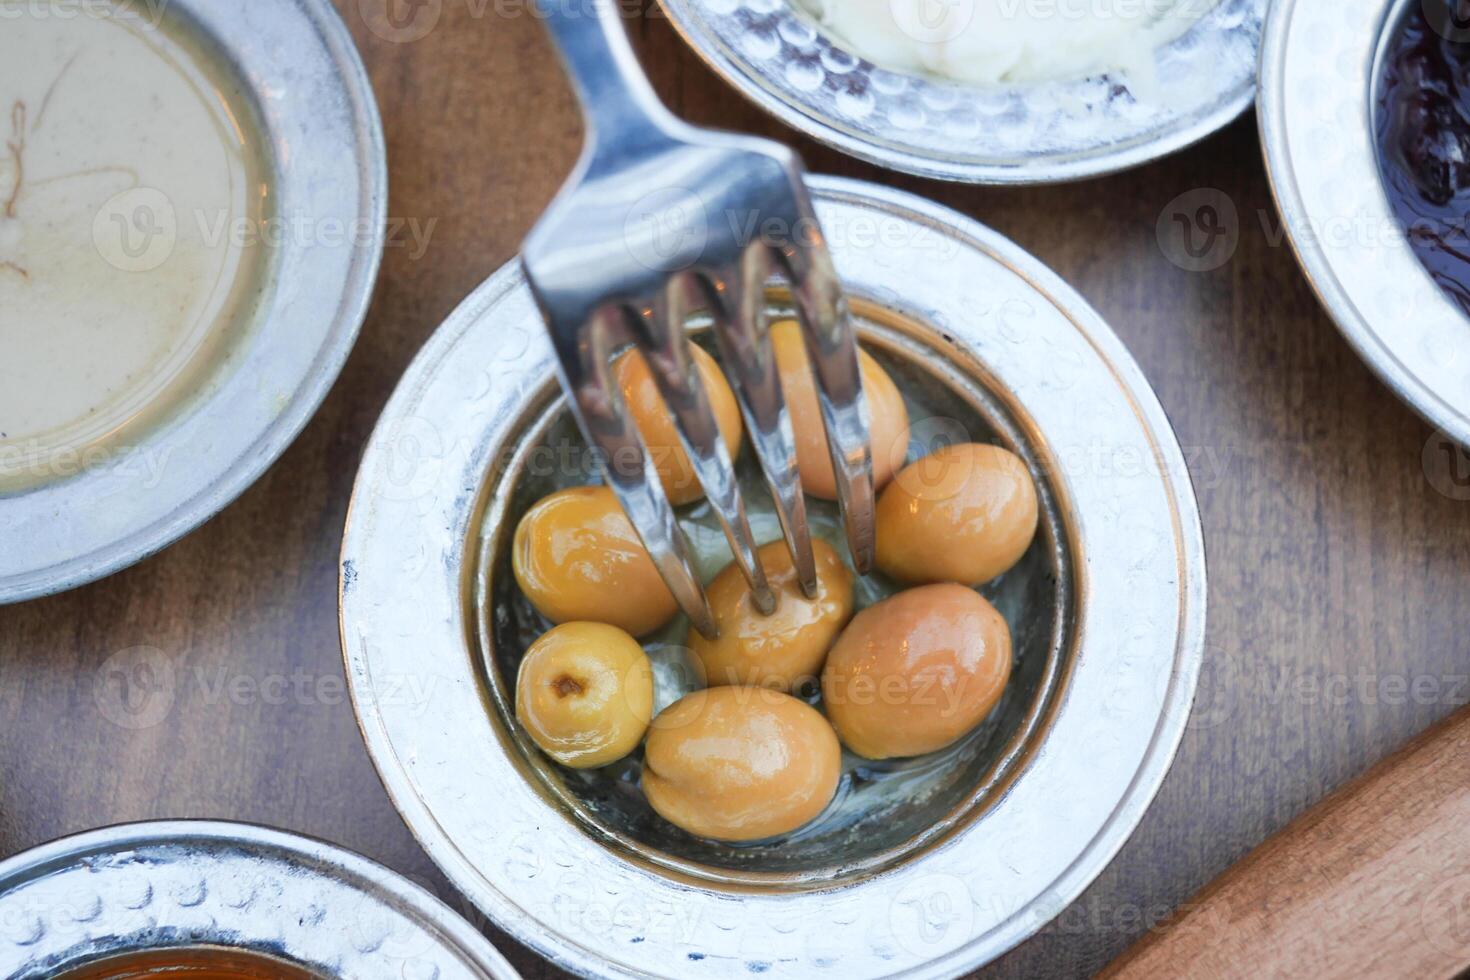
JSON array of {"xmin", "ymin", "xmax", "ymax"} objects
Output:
[{"xmin": 1376, "ymin": 0, "xmax": 1470, "ymax": 314}]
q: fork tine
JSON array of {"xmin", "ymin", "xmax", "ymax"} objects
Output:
[
  {"xmin": 547, "ymin": 304, "xmax": 720, "ymax": 638},
  {"xmin": 700, "ymin": 252, "xmax": 819, "ymax": 599},
  {"xmin": 775, "ymin": 229, "xmax": 877, "ymax": 575},
  {"xmin": 629, "ymin": 278, "xmax": 778, "ymax": 616}
]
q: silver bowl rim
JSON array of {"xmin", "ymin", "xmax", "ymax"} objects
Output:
[
  {"xmin": 0, "ymin": 819, "xmax": 520, "ymax": 979},
  {"xmin": 339, "ymin": 175, "xmax": 1207, "ymax": 978},
  {"xmin": 654, "ymin": 0, "xmax": 1264, "ymax": 184},
  {"xmin": 1259, "ymin": 0, "xmax": 1470, "ymax": 446},
  {"xmin": 0, "ymin": 0, "xmax": 387, "ymax": 603}
]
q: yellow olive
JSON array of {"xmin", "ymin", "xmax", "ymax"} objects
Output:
[
  {"xmin": 642, "ymin": 686, "xmax": 841, "ymax": 841},
  {"xmin": 512, "ymin": 486, "xmax": 677, "ymax": 636},
  {"xmin": 875, "ymin": 442, "xmax": 1038, "ymax": 586},
  {"xmin": 770, "ymin": 319, "xmax": 910, "ymax": 500},
  {"xmin": 691, "ymin": 538, "xmax": 854, "ymax": 691},
  {"xmin": 516, "ymin": 622, "xmax": 654, "ymax": 768},
  {"xmin": 613, "ymin": 344, "xmax": 744, "ymax": 505},
  {"xmin": 822, "ymin": 583, "xmax": 1011, "ymax": 759}
]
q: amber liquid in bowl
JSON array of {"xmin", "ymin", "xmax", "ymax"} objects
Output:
[
  {"xmin": 55, "ymin": 946, "xmax": 321, "ymax": 979},
  {"xmin": 0, "ymin": 2, "xmax": 272, "ymax": 491}
]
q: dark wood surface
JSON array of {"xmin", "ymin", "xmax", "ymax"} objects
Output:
[
  {"xmin": 4, "ymin": 2, "xmax": 1470, "ymax": 977},
  {"xmin": 1102, "ymin": 703, "xmax": 1470, "ymax": 979}
]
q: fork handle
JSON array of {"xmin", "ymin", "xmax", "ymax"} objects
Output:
[{"xmin": 533, "ymin": 0, "xmax": 676, "ymax": 156}]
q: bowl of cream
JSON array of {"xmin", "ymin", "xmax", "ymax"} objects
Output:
[
  {"xmin": 657, "ymin": 0, "xmax": 1265, "ymax": 182},
  {"xmin": 0, "ymin": 0, "xmax": 385, "ymax": 602}
]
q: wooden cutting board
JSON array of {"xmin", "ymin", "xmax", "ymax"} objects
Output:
[{"xmin": 1101, "ymin": 704, "xmax": 1470, "ymax": 978}]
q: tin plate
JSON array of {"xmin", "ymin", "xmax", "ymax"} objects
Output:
[
  {"xmin": 0, "ymin": 0, "xmax": 386, "ymax": 603},
  {"xmin": 0, "ymin": 820, "xmax": 519, "ymax": 979},
  {"xmin": 656, "ymin": 0, "xmax": 1264, "ymax": 183},
  {"xmin": 340, "ymin": 177, "xmax": 1206, "ymax": 977},
  {"xmin": 1260, "ymin": 0, "xmax": 1470, "ymax": 447}
]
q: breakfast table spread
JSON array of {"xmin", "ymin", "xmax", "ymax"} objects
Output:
[{"xmin": 3, "ymin": 0, "xmax": 1470, "ymax": 978}]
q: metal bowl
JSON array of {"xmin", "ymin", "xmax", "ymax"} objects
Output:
[
  {"xmin": 339, "ymin": 176, "xmax": 1206, "ymax": 977},
  {"xmin": 1260, "ymin": 0, "xmax": 1470, "ymax": 446},
  {"xmin": 0, "ymin": 0, "xmax": 386, "ymax": 603},
  {"xmin": 0, "ymin": 820, "xmax": 519, "ymax": 979},
  {"xmin": 656, "ymin": 0, "xmax": 1264, "ymax": 183}
]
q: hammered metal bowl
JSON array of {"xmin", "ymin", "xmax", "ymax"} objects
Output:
[
  {"xmin": 0, "ymin": 0, "xmax": 385, "ymax": 603},
  {"xmin": 0, "ymin": 821, "xmax": 519, "ymax": 979},
  {"xmin": 656, "ymin": 0, "xmax": 1265, "ymax": 182},
  {"xmin": 340, "ymin": 176, "xmax": 1206, "ymax": 977}
]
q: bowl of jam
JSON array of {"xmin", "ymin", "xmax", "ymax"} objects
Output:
[
  {"xmin": 1261, "ymin": 0, "xmax": 1470, "ymax": 445},
  {"xmin": 1376, "ymin": 0, "xmax": 1470, "ymax": 314}
]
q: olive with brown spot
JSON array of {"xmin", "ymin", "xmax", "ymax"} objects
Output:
[{"xmin": 516, "ymin": 621, "xmax": 654, "ymax": 769}]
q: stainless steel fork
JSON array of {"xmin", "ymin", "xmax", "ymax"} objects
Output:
[{"xmin": 521, "ymin": 0, "xmax": 874, "ymax": 639}]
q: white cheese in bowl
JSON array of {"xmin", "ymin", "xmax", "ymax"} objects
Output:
[{"xmin": 796, "ymin": 0, "xmax": 1212, "ymax": 85}]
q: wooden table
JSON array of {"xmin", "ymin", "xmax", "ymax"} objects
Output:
[{"xmin": 5, "ymin": 3, "xmax": 1470, "ymax": 976}]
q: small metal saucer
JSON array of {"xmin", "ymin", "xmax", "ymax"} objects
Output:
[
  {"xmin": 0, "ymin": 820, "xmax": 519, "ymax": 979},
  {"xmin": 1261, "ymin": 0, "xmax": 1470, "ymax": 446},
  {"xmin": 656, "ymin": 0, "xmax": 1264, "ymax": 183},
  {"xmin": 340, "ymin": 177, "xmax": 1206, "ymax": 977},
  {"xmin": 0, "ymin": 0, "xmax": 385, "ymax": 603}
]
